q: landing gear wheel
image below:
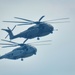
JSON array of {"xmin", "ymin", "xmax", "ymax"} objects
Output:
[
  {"xmin": 21, "ymin": 58, "xmax": 23, "ymax": 61},
  {"xmin": 37, "ymin": 37, "xmax": 40, "ymax": 40}
]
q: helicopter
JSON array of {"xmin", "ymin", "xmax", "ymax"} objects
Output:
[
  {"xmin": 0, "ymin": 39, "xmax": 37, "ymax": 61},
  {"xmin": 0, "ymin": 39, "xmax": 51, "ymax": 61},
  {"xmin": 2, "ymin": 16, "xmax": 69, "ymax": 43}
]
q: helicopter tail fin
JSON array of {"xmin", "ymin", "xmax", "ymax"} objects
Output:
[{"xmin": 1, "ymin": 27, "xmax": 14, "ymax": 40}]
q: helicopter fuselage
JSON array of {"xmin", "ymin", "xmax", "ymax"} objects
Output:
[
  {"xmin": 15, "ymin": 22, "xmax": 54, "ymax": 39},
  {"xmin": 0, "ymin": 44, "xmax": 37, "ymax": 60}
]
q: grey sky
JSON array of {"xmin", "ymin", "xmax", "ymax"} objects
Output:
[{"xmin": 0, "ymin": 0, "xmax": 75, "ymax": 75}]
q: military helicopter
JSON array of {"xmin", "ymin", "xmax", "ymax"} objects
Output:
[
  {"xmin": 0, "ymin": 39, "xmax": 51, "ymax": 61},
  {"xmin": 2, "ymin": 16, "xmax": 69, "ymax": 43},
  {"xmin": 0, "ymin": 39, "xmax": 37, "ymax": 61}
]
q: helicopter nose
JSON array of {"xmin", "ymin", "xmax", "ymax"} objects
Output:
[
  {"xmin": 50, "ymin": 25, "xmax": 54, "ymax": 33},
  {"xmin": 33, "ymin": 48, "xmax": 37, "ymax": 55}
]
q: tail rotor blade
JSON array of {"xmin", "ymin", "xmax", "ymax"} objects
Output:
[
  {"xmin": 11, "ymin": 25, "xmax": 16, "ymax": 31},
  {"xmin": 5, "ymin": 25, "xmax": 16, "ymax": 39}
]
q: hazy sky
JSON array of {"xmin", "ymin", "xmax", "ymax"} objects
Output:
[{"xmin": 0, "ymin": 0, "xmax": 75, "ymax": 75}]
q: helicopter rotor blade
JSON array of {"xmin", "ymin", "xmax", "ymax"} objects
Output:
[
  {"xmin": 0, "ymin": 42, "xmax": 24, "ymax": 48},
  {"xmin": 0, "ymin": 43, "xmax": 14, "ymax": 45},
  {"xmin": 28, "ymin": 40, "xmax": 52, "ymax": 44},
  {"xmin": 46, "ymin": 21, "xmax": 70, "ymax": 23},
  {"xmin": 43, "ymin": 17, "xmax": 69, "ymax": 22},
  {"xmin": 3, "ymin": 21, "xmax": 29, "ymax": 23},
  {"xmin": 0, "ymin": 39, "xmax": 52, "ymax": 48},
  {"xmin": 2, "ymin": 45, "xmax": 18, "ymax": 48},
  {"xmin": 39, "ymin": 15, "xmax": 45, "ymax": 22},
  {"xmin": 14, "ymin": 17, "xmax": 34, "ymax": 22},
  {"xmin": 31, "ymin": 43, "xmax": 51, "ymax": 46},
  {"xmin": 16, "ymin": 23, "xmax": 34, "ymax": 26},
  {"xmin": 1, "ymin": 39, "xmax": 25, "ymax": 47},
  {"xmin": 3, "ymin": 21, "xmax": 34, "ymax": 26},
  {"xmin": 1, "ymin": 39, "xmax": 18, "ymax": 45}
]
